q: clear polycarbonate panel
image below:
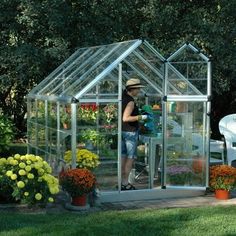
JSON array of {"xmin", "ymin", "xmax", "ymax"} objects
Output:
[
  {"xmin": 96, "ymin": 102, "xmax": 119, "ymax": 191},
  {"xmin": 124, "ymin": 54, "xmax": 163, "ymax": 95},
  {"xmin": 71, "ymin": 41, "xmax": 141, "ymax": 99},
  {"xmin": 169, "ymin": 61, "xmax": 207, "ymax": 95},
  {"xmin": 167, "ymin": 65, "xmax": 203, "ymax": 95},
  {"xmin": 29, "ymin": 47, "xmax": 89, "ymax": 95},
  {"xmin": 167, "ymin": 44, "xmax": 208, "ymax": 96},
  {"xmin": 169, "ymin": 45, "xmax": 206, "ymax": 62},
  {"xmin": 81, "ymin": 68, "xmax": 119, "ymax": 100},
  {"xmin": 30, "ymin": 40, "xmax": 141, "ymax": 99},
  {"xmin": 165, "ymin": 101, "xmax": 207, "ymax": 187}
]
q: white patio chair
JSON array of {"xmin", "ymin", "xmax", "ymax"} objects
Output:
[{"xmin": 219, "ymin": 114, "xmax": 236, "ymax": 166}]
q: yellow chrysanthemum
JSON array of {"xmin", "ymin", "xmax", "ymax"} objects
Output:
[
  {"xmin": 20, "ymin": 156, "xmax": 26, "ymax": 161},
  {"xmin": 18, "ymin": 169, "xmax": 26, "ymax": 176},
  {"xmin": 6, "ymin": 170, "xmax": 13, "ymax": 177},
  {"xmin": 49, "ymin": 186, "xmax": 59, "ymax": 194},
  {"xmin": 36, "ymin": 156, "xmax": 43, "ymax": 161},
  {"xmin": 27, "ymin": 173, "xmax": 34, "ymax": 179},
  {"xmin": 25, "ymin": 165, "xmax": 31, "ymax": 172},
  {"xmin": 48, "ymin": 197, "xmax": 54, "ymax": 203},
  {"xmin": 10, "ymin": 174, "xmax": 17, "ymax": 180},
  {"xmin": 35, "ymin": 193, "xmax": 42, "ymax": 200},
  {"xmin": 38, "ymin": 168, "xmax": 45, "ymax": 175},
  {"xmin": 17, "ymin": 181, "xmax": 25, "ymax": 188},
  {"xmin": 9, "ymin": 159, "xmax": 18, "ymax": 165},
  {"xmin": 19, "ymin": 162, "xmax": 26, "ymax": 169},
  {"xmin": 0, "ymin": 158, "xmax": 7, "ymax": 165},
  {"xmin": 14, "ymin": 154, "xmax": 21, "ymax": 160},
  {"xmin": 7, "ymin": 156, "xmax": 14, "ymax": 162}
]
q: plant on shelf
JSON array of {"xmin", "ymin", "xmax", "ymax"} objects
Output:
[
  {"xmin": 64, "ymin": 148, "xmax": 100, "ymax": 169},
  {"xmin": 102, "ymin": 104, "xmax": 117, "ymax": 124},
  {"xmin": 60, "ymin": 106, "xmax": 71, "ymax": 129},
  {"xmin": 80, "ymin": 129, "xmax": 105, "ymax": 147},
  {"xmin": 78, "ymin": 103, "xmax": 98, "ymax": 125},
  {"xmin": 210, "ymin": 165, "xmax": 236, "ymax": 191},
  {"xmin": 0, "ymin": 154, "xmax": 59, "ymax": 205},
  {"xmin": 167, "ymin": 165, "xmax": 193, "ymax": 185}
]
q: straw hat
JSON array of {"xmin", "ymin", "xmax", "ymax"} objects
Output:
[{"xmin": 126, "ymin": 78, "xmax": 145, "ymax": 89}]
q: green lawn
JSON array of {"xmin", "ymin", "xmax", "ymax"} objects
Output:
[{"xmin": 0, "ymin": 206, "xmax": 236, "ymax": 236}]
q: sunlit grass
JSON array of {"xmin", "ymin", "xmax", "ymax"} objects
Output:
[{"xmin": 1, "ymin": 205, "xmax": 236, "ymax": 236}]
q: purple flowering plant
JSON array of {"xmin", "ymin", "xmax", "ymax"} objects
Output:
[{"xmin": 167, "ymin": 165, "xmax": 193, "ymax": 185}]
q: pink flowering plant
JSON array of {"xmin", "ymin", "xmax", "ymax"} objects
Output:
[{"xmin": 0, "ymin": 154, "xmax": 59, "ymax": 205}]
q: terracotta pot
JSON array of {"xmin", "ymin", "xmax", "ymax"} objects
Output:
[
  {"xmin": 215, "ymin": 189, "xmax": 230, "ymax": 200},
  {"xmin": 71, "ymin": 194, "xmax": 87, "ymax": 206},
  {"xmin": 63, "ymin": 123, "xmax": 70, "ymax": 129},
  {"xmin": 192, "ymin": 157, "xmax": 205, "ymax": 174}
]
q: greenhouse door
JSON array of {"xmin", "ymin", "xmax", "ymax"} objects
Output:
[{"xmin": 162, "ymin": 101, "xmax": 209, "ymax": 189}]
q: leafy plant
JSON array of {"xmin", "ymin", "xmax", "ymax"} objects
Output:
[
  {"xmin": 0, "ymin": 115, "xmax": 14, "ymax": 154},
  {"xmin": 0, "ymin": 154, "xmax": 59, "ymax": 205},
  {"xmin": 210, "ymin": 165, "xmax": 236, "ymax": 191},
  {"xmin": 59, "ymin": 168, "xmax": 96, "ymax": 197},
  {"xmin": 80, "ymin": 129, "xmax": 105, "ymax": 146}
]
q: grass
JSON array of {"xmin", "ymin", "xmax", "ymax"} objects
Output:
[{"xmin": 0, "ymin": 206, "xmax": 236, "ymax": 236}]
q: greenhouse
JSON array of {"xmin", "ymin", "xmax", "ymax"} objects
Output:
[{"xmin": 27, "ymin": 39, "xmax": 211, "ymax": 202}]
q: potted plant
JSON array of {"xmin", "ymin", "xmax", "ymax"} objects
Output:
[
  {"xmin": 64, "ymin": 148, "xmax": 100, "ymax": 169},
  {"xmin": 59, "ymin": 168, "xmax": 96, "ymax": 206},
  {"xmin": 210, "ymin": 165, "xmax": 236, "ymax": 200},
  {"xmin": 0, "ymin": 154, "xmax": 59, "ymax": 206},
  {"xmin": 78, "ymin": 103, "xmax": 98, "ymax": 125},
  {"xmin": 60, "ymin": 106, "xmax": 71, "ymax": 129},
  {"xmin": 80, "ymin": 129, "xmax": 105, "ymax": 149},
  {"xmin": 167, "ymin": 165, "xmax": 193, "ymax": 185}
]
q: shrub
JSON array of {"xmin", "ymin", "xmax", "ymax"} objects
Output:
[
  {"xmin": 0, "ymin": 115, "xmax": 14, "ymax": 155},
  {"xmin": 0, "ymin": 154, "xmax": 59, "ymax": 205}
]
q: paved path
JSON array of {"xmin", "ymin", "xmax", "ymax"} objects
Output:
[
  {"xmin": 1, "ymin": 191, "xmax": 236, "ymax": 213},
  {"xmin": 100, "ymin": 192, "xmax": 236, "ymax": 211}
]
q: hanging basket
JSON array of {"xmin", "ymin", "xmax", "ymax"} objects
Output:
[
  {"xmin": 71, "ymin": 194, "xmax": 87, "ymax": 206},
  {"xmin": 215, "ymin": 189, "xmax": 230, "ymax": 200}
]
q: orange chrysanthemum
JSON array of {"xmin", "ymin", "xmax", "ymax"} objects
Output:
[
  {"xmin": 210, "ymin": 165, "xmax": 236, "ymax": 191},
  {"xmin": 59, "ymin": 168, "xmax": 96, "ymax": 197}
]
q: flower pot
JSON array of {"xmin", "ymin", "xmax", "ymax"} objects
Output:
[
  {"xmin": 63, "ymin": 123, "xmax": 70, "ymax": 129},
  {"xmin": 71, "ymin": 195, "xmax": 87, "ymax": 206},
  {"xmin": 192, "ymin": 157, "xmax": 205, "ymax": 174},
  {"xmin": 215, "ymin": 189, "xmax": 230, "ymax": 200}
]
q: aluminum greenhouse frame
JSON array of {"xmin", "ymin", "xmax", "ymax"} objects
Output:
[{"xmin": 27, "ymin": 39, "xmax": 211, "ymax": 202}]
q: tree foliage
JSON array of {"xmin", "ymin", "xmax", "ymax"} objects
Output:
[{"xmin": 0, "ymin": 0, "xmax": 235, "ymax": 137}]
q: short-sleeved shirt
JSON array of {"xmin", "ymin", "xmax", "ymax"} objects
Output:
[{"xmin": 122, "ymin": 91, "xmax": 139, "ymax": 132}]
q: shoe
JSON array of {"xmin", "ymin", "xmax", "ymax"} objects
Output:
[
  {"xmin": 121, "ymin": 183, "xmax": 136, "ymax": 191},
  {"xmin": 121, "ymin": 184, "xmax": 127, "ymax": 191}
]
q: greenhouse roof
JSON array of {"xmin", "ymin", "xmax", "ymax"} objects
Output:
[{"xmin": 28, "ymin": 39, "xmax": 209, "ymax": 103}]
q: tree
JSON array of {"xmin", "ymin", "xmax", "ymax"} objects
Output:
[{"xmin": 0, "ymin": 0, "xmax": 235, "ymax": 138}]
